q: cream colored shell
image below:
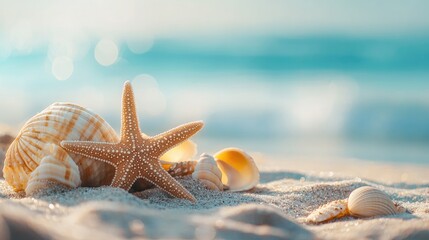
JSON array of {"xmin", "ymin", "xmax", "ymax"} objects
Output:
[
  {"xmin": 192, "ymin": 154, "xmax": 223, "ymax": 191},
  {"xmin": 348, "ymin": 186, "xmax": 402, "ymax": 218}
]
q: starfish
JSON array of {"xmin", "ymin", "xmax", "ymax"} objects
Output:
[{"xmin": 61, "ymin": 81, "xmax": 203, "ymax": 202}]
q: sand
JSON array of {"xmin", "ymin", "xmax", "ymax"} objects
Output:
[{"xmin": 0, "ymin": 147, "xmax": 428, "ymax": 240}]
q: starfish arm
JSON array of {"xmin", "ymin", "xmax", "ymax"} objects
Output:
[
  {"xmin": 142, "ymin": 162, "xmax": 197, "ymax": 202},
  {"xmin": 60, "ymin": 141, "xmax": 119, "ymax": 166},
  {"xmin": 120, "ymin": 81, "xmax": 142, "ymax": 141},
  {"xmin": 110, "ymin": 165, "xmax": 138, "ymax": 191},
  {"xmin": 152, "ymin": 121, "xmax": 204, "ymax": 156}
]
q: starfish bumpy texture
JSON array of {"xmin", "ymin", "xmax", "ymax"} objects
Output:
[{"xmin": 61, "ymin": 81, "xmax": 203, "ymax": 202}]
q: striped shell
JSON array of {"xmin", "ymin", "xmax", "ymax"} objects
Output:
[
  {"xmin": 2, "ymin": 102, "xmax": 197, "ymax": 195},
  {"xmin": 192, "ymin": 154, "xmax": 223, "ymax": 191},
  {"xmin": 348, "ymin": 186, "xmax": 404, "ymax": 218},
  {"xmin": 3, "ymin": 103, "xmax": 119, "ymax": 195}
]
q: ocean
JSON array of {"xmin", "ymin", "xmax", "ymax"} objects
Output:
[{"xmin": 1, "ymin": 35, "xmax": 428, "ymax": 164}]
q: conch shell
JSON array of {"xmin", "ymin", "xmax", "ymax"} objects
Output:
[
  {"xmin": 192, "ymin": 148, "xmax": 259, "ymax": 192},
  {"xmin": 2, "ymin": 102, "xmax": 197, "ymax": 195},
  {"xmin": 306, "ymin": 186, "xmax": 407, "ymax": 224}
]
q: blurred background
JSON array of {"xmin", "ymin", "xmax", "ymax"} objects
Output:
[{"xmin": 1, "ymin": 0, "xmax": 428, "ymax": 165}]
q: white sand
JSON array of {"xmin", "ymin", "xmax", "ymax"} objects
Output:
[{"xmin": 0, "ymin": 148, "xmax": 428, "ymax": 240}]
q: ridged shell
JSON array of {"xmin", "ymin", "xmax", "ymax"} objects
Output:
[
  {"xmin": 214, "ymin": 148, "xmax": 259, "ymax": 192},
  {"xmin": 348, "ymin": 186, "xmax": 400, "ymax": 218},
  {"xmin": 3, "ymin": 102, "xmax": 119, "ymax": 194},
  {"xmin": 192, "ymin": 154, "xmax": 223, "ymax": 191}
]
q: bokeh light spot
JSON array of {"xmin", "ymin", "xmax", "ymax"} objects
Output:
[
  {"xmin": 51, "ymin": 56, "xmax": 74, "ymax": 80},
  {"xmin": 94, "ymin": 39, "xmax": 119, "ymax": 66}
]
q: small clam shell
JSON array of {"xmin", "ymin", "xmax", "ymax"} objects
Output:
[
  {"xmin": 306, "ymin": 199, "xmax": 349, "ymax": 224},
  {"xmin": 192, "ymin": 154, "xmax": 223, "ymax": 191},
  {"xmin": 214, "ymin": 148, "xmax": 259, "ymax": 192},
  {"xmin": 348, "ymin": 186, "xmax": 400, "ymax": 218}
]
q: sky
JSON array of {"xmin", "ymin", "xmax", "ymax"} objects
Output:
[{"xmin": 1, "ymin": 0, "xmax": 429, "ymax": 43}]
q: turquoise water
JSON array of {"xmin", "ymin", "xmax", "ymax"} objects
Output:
[{"xmin": 1, "ymin": 36, "xmax": 428, "ymax": 164}]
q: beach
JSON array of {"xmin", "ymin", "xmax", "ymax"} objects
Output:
[
  {"xmin": 1, "ymin": 147, "xmax": 428, "ymax": 240},
  {"xmin": 2, "ymin": 1, "xmax": 429, "ymax": 239}
]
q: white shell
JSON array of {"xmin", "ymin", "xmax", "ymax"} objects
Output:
[
  {"xmin": 348, "ymin": 186, "xmax": 401, "ymax": 218},
  {"xmin": 214, "ymin": 148, "xmax": 259, "ymax": 192},
  {"xmin": 192, "ymin": 154, "xmax": 223, "ymax": 191},
  {"xmin": 3, "ymin": 103, "xmax": 119, "ymax": 195}
]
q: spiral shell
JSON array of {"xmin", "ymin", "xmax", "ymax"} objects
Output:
[
  {"xmin": 192, "ymin": 154, "xmax": 223, "ymax": 191},
  {"xmin": 348, "ymin": 186, "xmax": 404, "ymax": 218},
  {"xmin": 215, "ymin": 148, "xmax": 259, "ymax": 192}
]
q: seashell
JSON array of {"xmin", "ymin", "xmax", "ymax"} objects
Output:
[
  {"xmin": 214, "ymin": 148, "xmax": 259, "ymax": 192},
  {"xmin": 2, "ymin": 102, "xmax": 198, "ymax": 195},
  {"xmin": 347, "ymin": 186, "xmax": 405, "ymax": 218},
  {"xmin": 3, "ymin": 102, "xmax": 119, "ymax": 195},
  {"xmin": 192, "ymin": 153, "xmax": 223, "ymax": 191},
  {"xmin": 306, "ymin": 186, "xmax": 407, "ymax": 224},
  {"xmin": 306, "ymin": 199, "xmax": 349, "ymax": 224},
  {"xmin": 165, "ymin": 160, "xmax": 197, "ymax": 177}
]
